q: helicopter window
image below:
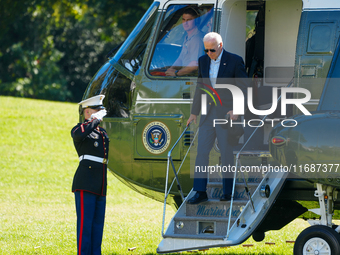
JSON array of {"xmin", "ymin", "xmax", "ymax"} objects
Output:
[
  {"xmin": 82, "ymin": 64, "xmax": 133, "ymax": 118},
  {"xmin": 105, "ymin": 72, "xmax": 132, "ymax": 117},
  {"xmin": 307, "ymin": 22, "xmax": 336, "ymax": 54},
  {"xmin": 113, "ymin": 2, "xmax": 159, "ymax": 75},
  {"xmin": 148, "ymin": 4, "xmax": 214, "ymax": 77}
]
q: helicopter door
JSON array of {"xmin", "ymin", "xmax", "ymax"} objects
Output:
[{"xmin": 213, "ymin": 0, "xmax": 302, "ymax": 149}]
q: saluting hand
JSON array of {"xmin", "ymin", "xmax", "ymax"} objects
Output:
[{"xmin": 91, "ymin": 109, "xmax": 107, "ymax": 121}]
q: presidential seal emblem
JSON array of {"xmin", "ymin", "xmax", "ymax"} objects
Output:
[{"xmin": 142, "ymin": 121, "xmax": 171, "ymax": 154}]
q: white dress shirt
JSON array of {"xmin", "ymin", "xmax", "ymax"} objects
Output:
[{"xmin": 209, "ymin": 50, "xmax": 223, "ymax": 88}]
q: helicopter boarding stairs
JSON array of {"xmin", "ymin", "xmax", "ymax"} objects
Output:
[{"xmin": 157, "ymin": 120, "xmax": 288, "ymax": 253}]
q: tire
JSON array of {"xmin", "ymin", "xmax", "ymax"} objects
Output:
[
  {"xmin": 252, "ymin": 231, "xmax": 265, "ymax": 242},
  {"xmin": 294, "ymin": 225, "xmax": 340, "ymax": 255}
]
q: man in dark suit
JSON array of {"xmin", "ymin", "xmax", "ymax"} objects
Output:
[
  {"xmin": 186, "ymin": 32, "xmax": 248, "ymax": 204},
  {"xmin": 71, "ymin": 95, "xmax": 110, "ymax": 255}
]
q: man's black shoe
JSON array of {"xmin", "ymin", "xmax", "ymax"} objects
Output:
[
  {"xmin": 220, "ymin": 194, "xmax": 231, "ymax": 201},
  {"xmin": 187, "ymin": 192, "xmax": 208, "ymax": 204}
]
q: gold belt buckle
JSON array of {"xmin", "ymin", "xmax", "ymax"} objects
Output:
[{"xmin": 103, "ymin": 158, "xmax": 107, "ymax": 164}]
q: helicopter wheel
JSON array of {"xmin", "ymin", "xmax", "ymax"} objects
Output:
[{"xmin": 293, "ymin": 225, "xmax": 340, "ymax": 255}]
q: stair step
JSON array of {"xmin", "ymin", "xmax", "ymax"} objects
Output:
[
  {"xmin": 236, "ymin": 150, "xmax": 271, "ymax": 157},
  {"xmin": 186, "ymin": 200, "xmax": 247, "ymax": 218},
  {"xmin": 207, "ymin": 183, "xmax": 258, "ymax": 200},
  {"xmin": 208, "ymin": 173, "xmax": 263, "ymax": 184},
  {"xmin": 163, "ymin": 233, "xmax": 226, "ymax": 240},
  {"xmin": 174, "ymin": 216, "xmax": 237, "ymax": 236},
  {"xmin": 175, "ymin": 216, "xmax": 237, "ymax": 222},
  {"xmin": 207, "ymin": 181, "xmax": 260, "ymax": 186}
]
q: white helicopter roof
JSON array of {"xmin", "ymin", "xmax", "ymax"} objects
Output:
[
  {"xmin": 303, "ymin": 0, "xmax": 340, "ymax": 9},
  {"xmin": 155, "ymin": 0, "xmax": 340, "ymax": 10}
]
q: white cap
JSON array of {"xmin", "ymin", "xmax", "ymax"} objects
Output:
[{"xmin": 78, "ymin": 95, "xmax": 105, "ymax": 109}]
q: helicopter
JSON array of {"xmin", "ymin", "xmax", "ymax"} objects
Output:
[{"xmin": 80, "ymin": 0, "xmax": 340, "ymax": 254}]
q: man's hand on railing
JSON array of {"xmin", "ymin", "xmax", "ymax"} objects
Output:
[
  {"xmin": 186, "ymin": 114, "xmax": 197, "ymax": 126},
  {"xmin": 227, "ymin": 110, "xmax": 239, "ymax": 121}
]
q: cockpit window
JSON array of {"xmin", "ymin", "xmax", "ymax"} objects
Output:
[
  {"xmin": 83, "ymin": 63, "xmax": 133, "ymax": 118},
  {"xmin": 104, "ymin": 72, "xmax": 132, "ymax": 117},
  {"xmin": 149, "ymin": 4, "xmax": 214, "ymax": 77},
  {"xmin": 112, "ymin": 2, "xmax": 159, "ymax": 75}
]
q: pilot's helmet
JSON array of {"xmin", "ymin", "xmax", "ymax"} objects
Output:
[{"xmin": 78, "ymin": 95, "xmax": 105, "ymax": 115}]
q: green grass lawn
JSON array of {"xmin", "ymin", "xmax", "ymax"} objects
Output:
[{"xmin": 0, "ymin": 96, "xmax": 315, "ymax": 254}]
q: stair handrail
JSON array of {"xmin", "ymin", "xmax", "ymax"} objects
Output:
[
  {"xmin": 161, "ymin": 123, "xmax": 199, "ymax": 236},
  {"xmin": 226, "ymin": 79, "xmax": 294, "ymax": 238}
]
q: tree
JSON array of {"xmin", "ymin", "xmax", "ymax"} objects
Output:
[{"xmin": 0, "ymin": 0, "xmax": 152, "ymax": 102}]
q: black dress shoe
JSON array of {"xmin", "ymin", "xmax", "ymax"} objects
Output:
[
  {"xmin": 187, "ymin": 192, "xmax": 208, "ymax": 204},
  {"xmin": 220, "ymin": 194, "xmax": 231, "ymax": 201}
]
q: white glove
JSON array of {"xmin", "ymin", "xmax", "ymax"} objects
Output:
[{"xmin": 91, "ymin": 109, "xmax": 107, "ymax": 121}]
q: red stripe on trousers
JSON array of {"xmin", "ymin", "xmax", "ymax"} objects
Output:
[{"xmin": 79, "ymin": 190, "xmax": 84, "ymax": 255}]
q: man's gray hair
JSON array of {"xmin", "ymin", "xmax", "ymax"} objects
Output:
[{"xmin": 203, "ymin": 32, "xmax": 223, "ymax": 45}]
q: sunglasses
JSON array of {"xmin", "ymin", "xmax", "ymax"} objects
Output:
[{"xmin": 204, "ymin": 49, "xmax": 216, "ymax": 53}]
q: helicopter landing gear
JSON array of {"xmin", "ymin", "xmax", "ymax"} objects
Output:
[
  {"xmin": 294, "ymin": 184, "xmax": 340, "ymax": 255},
  {"xmin": 293, "ymin": 225, "xmax": 340, "ymax": 255}
]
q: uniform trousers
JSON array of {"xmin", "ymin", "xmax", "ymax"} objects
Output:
[
  {"xmin": 74, "ymin": 190, "xmax": 106, "ymax": 255},
  {"xmin": 193, "ymin": 109, "xmax": 234, "ymax": 195}
]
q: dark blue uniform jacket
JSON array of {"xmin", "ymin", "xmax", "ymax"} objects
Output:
[
  {"xmin": 191, "ymin": 49, "xmax": 249, "ymax": 126},
  {"xmin": 71, "ymin": 118, "xmax": 110, "ymax": 196}
]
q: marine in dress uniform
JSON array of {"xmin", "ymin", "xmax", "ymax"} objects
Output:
[{"xmin": 71, "ymin": 95, "xmax": 110, "ymax": 255}]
